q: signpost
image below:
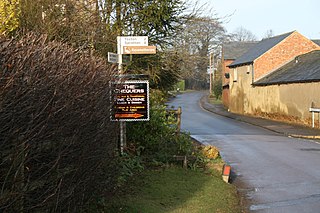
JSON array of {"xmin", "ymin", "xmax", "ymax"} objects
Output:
[
  {"xmin": 123, "ymin": 46, "xmax": 156, "ymax": 55},
  {"xmin": 108, "ymin": 52, "xmax": 130, "ymax": 64},
  {"xmin": 112, "ymin": 36, "xmax": 155, "ymax": 154},
  {"xmin": 118, "ymin": 36, "xmax": 148, "ymax": 47},
  {"xmin": 108, "ymin": 52, "xmax": 118, "ymax": 63},
  {"xmin": 111, "ymin": 80, "xmax": 149, "ymax": 122}
]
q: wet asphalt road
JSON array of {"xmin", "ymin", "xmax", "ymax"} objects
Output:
[{"xmin": 168, "ymin": 91, "xmax": 320, "ymax": 213}]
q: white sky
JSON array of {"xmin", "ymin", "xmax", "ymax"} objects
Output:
[{"xmin": 192, "ymin": 0, "xmax": 320, "ymax": 40}]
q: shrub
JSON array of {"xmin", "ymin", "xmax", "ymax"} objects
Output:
[
  {"xmin": 213, "ymin": 75, "xmax": 222, "ymax": 99},
  {"xmin": 188, "ymin": 145, "xmax": 221, "ymax": 170},
  {"xmin": 0, "ymin": 33, "xmax": 118, "ymax": 212},
  {"xmin": 202, "ymin": 145, "xmax": 220, "ymax": 159},
  {"xmin": 126, "ymin": 90, "xmax": 194, "ymax": 165}
]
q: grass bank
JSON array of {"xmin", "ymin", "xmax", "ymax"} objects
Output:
[
  {"xmin": 94, "ymin": 166, "xmax": 243, "ymax": 213},
  {"xmin": 208, "ymin": 94, "xmax": 222, "ymax": 105}
]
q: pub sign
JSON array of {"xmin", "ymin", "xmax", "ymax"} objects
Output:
[{"xmin": 110, "ymin": 80, "xmax": 149, "ymax": 121}]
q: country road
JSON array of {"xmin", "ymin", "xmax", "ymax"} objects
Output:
[{"xmin": 168, "ymin": 91, "xmax": 320, "ymax": 213}]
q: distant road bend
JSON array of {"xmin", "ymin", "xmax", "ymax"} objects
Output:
[{"xmin": 168, "ymin": 91, "xmax": 320, "ymax": 213}]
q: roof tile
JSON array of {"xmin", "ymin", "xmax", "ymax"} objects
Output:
[
  {"xmin": 228, "ymin": 31, "xmax": 294, "ymax": 67},
  {"xmin": 223, "ymin": 41, "xmax": 257, "ymax": 60},
  {"xmin": 254, "ymin": 50, "xmax": 320, "ymax": 85}
]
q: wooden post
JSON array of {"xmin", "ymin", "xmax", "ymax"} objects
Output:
[
  {"xmin": 312, "ymin": 111, "xmax": 315, "ymax": 128},
  {"xmin": 177, "ymin": 107, "xmax": 182, "ymax": 135},
  {"xmin": 183, "ymin": 156, "xmax": 187, "ymax": 169}
]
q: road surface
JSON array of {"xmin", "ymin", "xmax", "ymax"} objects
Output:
[{"xmin": 168, "ymin": 91, "xmax": 320, "ymax": 212}]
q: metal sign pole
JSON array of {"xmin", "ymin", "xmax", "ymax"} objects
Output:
[
  {"xmin": 114, "ymin": 36, "xmax": 154, "ymax": 154},
  {"xmin": 117, "ymin": 37, "xmax": 126, "ymax": 154}
]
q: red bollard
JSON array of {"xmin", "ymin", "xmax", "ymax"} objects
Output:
[{"xmin": 222, "ymin": 164, "xmax": 231, "ymax": 183}]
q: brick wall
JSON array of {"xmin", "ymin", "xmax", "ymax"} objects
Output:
[
  {"xmin": 222, "ymin": 59, "xmax": 233, "ymax": 107},
  {"xmin": 254, "ymin": 31, "xmax": 320, "ymax": 81},
  {"xmin": 222, "ymin": 59, "xmax": 233, "ymax": 85},
  {"xmin": 222, "ymin": 85, "xmax": 230, "ymax": 107}
]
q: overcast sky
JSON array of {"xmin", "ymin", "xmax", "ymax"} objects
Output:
[{"xmin": 192, "ymin": 0, "xmax": 319, "ymax": 40}]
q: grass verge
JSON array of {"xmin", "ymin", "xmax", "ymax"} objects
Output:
[
  {"xmin": 208, "ymin": 94, "xmax": 222, "ymax": 105},
  {"xmin": 93, "ymin": 165, "xmax": 243, "ymax": 213}
]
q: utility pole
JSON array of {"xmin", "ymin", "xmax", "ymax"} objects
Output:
[{"xmin": 209, "ymin": 52, "xmax": 214, "ymax": 95}]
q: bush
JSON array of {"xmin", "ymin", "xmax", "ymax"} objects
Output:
[
  {"xmin": 0, "ymin": 33, "xmax": 118, "ymax": 212},
  {"xmin": 126, "ymin": 90, "xmax": 221, "ymax": 171},
  {"xmin": 202, "ymin": 145, "xmax": 220, "ymax": 160},
  {"xmin": 213, "ymin": 76, "xmax": 222, "ymax": 99},
  {"xmin": 175, "ymin": 80, "xmax": 185, "ymax": 92},
  {"xmin": 126, "ymin": 90, "xmax": 194, "ymax": 165}
]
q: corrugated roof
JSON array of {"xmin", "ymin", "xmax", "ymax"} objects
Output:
[
  {"xmin": 228, "ymin": 31, "xmax": 294, "ymax": 68},
  {"xmin": 254, "ymin": 50, "xmax": 320, "ymax": 86},
  {"xmin": 223, "ymin": 41, "xmax": 257, "ymax": 60}
]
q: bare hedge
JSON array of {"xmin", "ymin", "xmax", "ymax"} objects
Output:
[{"xmin": 0, "ymin": 33, "xmax": 119, "ymax": 212}]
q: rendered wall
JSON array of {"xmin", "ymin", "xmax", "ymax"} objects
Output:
[{"xmin": 229, "ymin": 65, "xmax": 320, "ymax": 126}]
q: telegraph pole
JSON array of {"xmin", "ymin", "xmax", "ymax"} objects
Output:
[{"xmin": 209, "ymin": 52, "xmax": 214, "ymax": 95}]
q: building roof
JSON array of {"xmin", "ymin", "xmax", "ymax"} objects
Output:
[
  {"xmin": 312, "ymin": 39, "xmax": 320, "ymax": 46},
  {"xmin": 254, "ymin": 50, "xmax": 320, "ymax": 86},
  {"xmin": 228, "ymin": 31, "xmax": 294, "ymax": 68},
  {"xmin": 223, "ymin": 41, "xmax": 257, "ymax": 60}
]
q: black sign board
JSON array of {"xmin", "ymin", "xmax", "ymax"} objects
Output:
[{"xmin": 110, "ymin": 80, "xmax": 149, "ymax": 121}]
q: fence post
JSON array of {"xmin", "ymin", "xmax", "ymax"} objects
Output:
[{"xmin": 177, "ymin": 107, "xmax": 182, "ymax": 135}]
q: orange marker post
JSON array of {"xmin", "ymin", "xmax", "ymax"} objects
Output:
[{"xmin": 222, "ymin": 164, "xmax": 231, "ymax": 183}]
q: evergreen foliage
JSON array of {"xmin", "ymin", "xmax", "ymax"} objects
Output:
[{"xmin": 14, "ymin": 0, "xmax": 189, "ymax": 90}]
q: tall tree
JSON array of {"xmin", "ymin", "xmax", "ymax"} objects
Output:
[
  {"xmin": 0, "ymin": 0, "xmax": 20, "ymax": 35},
  {"xmin": 231, "ymin": 26, "xmax": 257, "ymax": 41},
  {"xmin": 173, "ymin": 16, "xmax": 226, "ymax": 89},
  {"xmin": 263, "ymin": 29, "xmax": 274, "ymax": 39},
  {"xmin": 110, "ymin": 0, "xmax": 191, "ymax": 90},
  {"xmin": 99, "ymin": 0, "xmax": 189, "ymax": 46},
  {"xmin": 12, "ymin": 0, "xmax": 192, "ymax": 90}
]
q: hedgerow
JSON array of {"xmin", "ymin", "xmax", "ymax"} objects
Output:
[{"xmin": 0, "ymin": 33, "xmax": 118, "ymax": 212}]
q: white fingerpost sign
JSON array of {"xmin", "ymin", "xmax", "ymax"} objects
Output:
[{"xmin": 117, "ymin": 36, "xmax": 148, "ymax": 54}]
